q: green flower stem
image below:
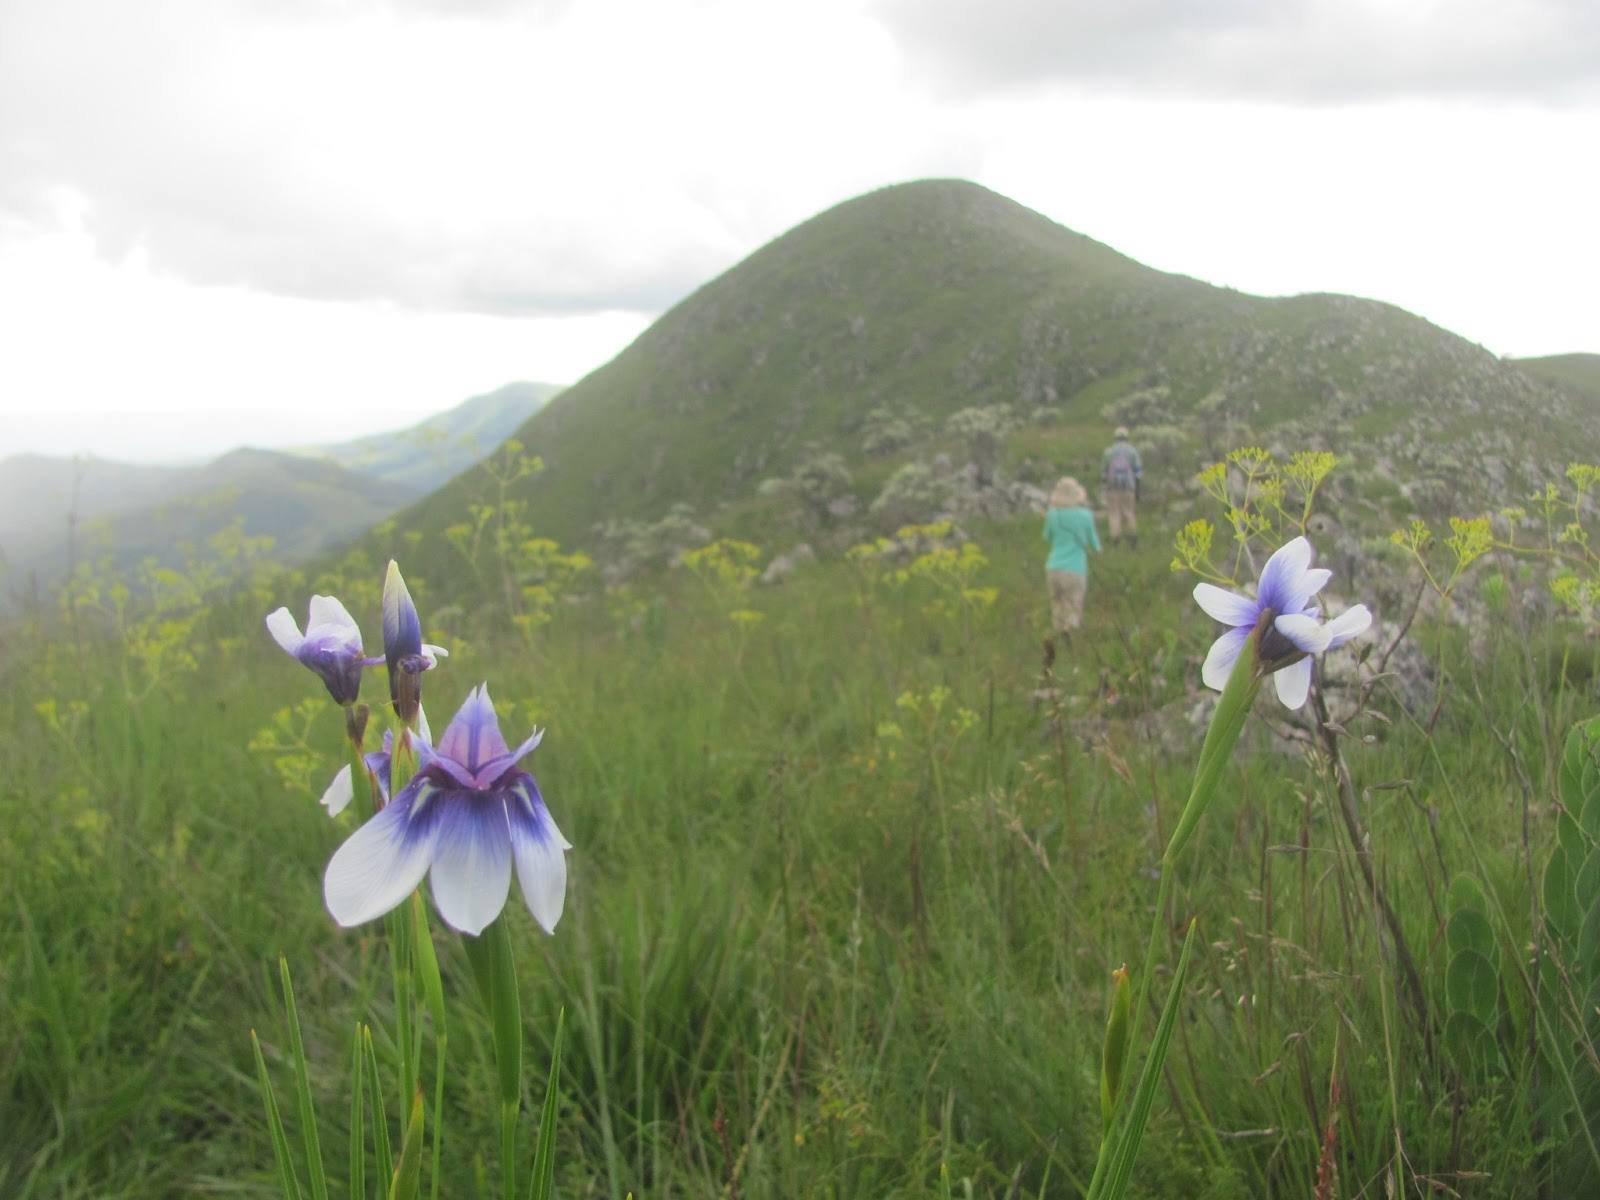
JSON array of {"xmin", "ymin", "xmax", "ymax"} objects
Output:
[
  {"xmin": 1086, "ymin": 630, "xmax": 1262, "ymax": 1200},
  {"xmin": 344, "ymin": 702, "xmax": 373, "ymax": 812},
  {"xmin": 410, "ymin": 894, "xmax": 448, "ymax": 1200},
  {"xmin": 385, "ymin": 726, "xmax": 422, "ymax": 1112},
  {"xmin": 464, "ymin": 917, "xmax": 523, "ymax": 1199},
  {"xmin": 386, "ymin": 907, "xmax": 418, "ymax": 1113}
]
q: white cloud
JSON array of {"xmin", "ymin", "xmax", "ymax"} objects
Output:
[
  {"xmin": 0, "ymin": 0, "xmax": 1594, "ymax": 462},
  {"xmin": 0, "ymin": 224, "xmax": 649, "ymax": 460},
  {"xmin": 968, "ymin": 96, "xmax": 1600, "ymax": 357},
  {"xmin": 873, "ymin": 0, "xmax": 1600, "ymax": 104},
  {"xmin": 0, "ymin": 0, "xmax": 961, "ymax": 317}
]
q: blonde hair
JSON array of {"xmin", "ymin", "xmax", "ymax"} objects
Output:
[{"xmin": 1050, "ymin": 476, "xmax": 1087, "ymax": 508}]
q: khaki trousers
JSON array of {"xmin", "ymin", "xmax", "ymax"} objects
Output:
[
  {"xmin": 1105, "ymin": 488, "xmax": 1137, "ymax": 539},
  {"xmin": 1047, "ymin": 570, "xmax": 1087, "ymax": 632}
]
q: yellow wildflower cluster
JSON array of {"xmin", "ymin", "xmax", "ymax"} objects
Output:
[
  {"xmin": 681, "ymin": 538, "xmax": 766, "ymax": 627},
  {"xmin": 1174, "ymin": 446, "xmax": 1341, "ymax": 587},
  {"xmin": 247, "ymin": 698, "xmax": 333, "ymax": 797},
  {"xmin": 680, "ymin": 538, "xmax": 762, "ymax": 588},
  {"xmin": 895, "ymin": 686, "xmax": 980, "ymax": 737},
  {"xmin": 511, "ymin": 538, "xmax": 594, "ymax": 640},
  {"xmin": 893, "ymin": 536, "xmax": 998, "ymax": 620},
  {"xmin": 1390, "ymin": 464, "xmax": 1600, "ymax": 620}
]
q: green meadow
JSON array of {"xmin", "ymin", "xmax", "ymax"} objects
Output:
[{"xmin": 6, "ymin": 459, "xmax": 1600, "ymax": 1198}]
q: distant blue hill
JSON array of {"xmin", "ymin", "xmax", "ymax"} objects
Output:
[
  {"xmin": 295, "ymin": 381, "xmax": 563, "ymax": 491},
  {"xmin": 0, "ymin": 381, "xmax": 562, "ymax": 605}
]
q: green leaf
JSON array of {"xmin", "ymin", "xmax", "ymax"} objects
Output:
[
  {"xmin": 1545, "ymin": 847, "xmax": 1582, "ymax": 942},
  {"xmin": 1447, "ymin": 949, "xmax": 1500, "ymax": 1026},
  {"xmin": 1448, "ymin": 873, "xmax": 1487, "ymax": 916},
  {"xmin": 1561, "ymin": 811, "xmax": 1587, "ymax": 864},
  {"xmin": 251, "ymin": 1030, "xmax": 305, "ymax": 1200},
  {"xmin": 1445, "ymin": 1010, "xmax": 1500, "ymax": 1073},
  {"xmin": 350, "ymin": 1024, "xmax": 366, "ymax": 1200},
  {"xmin": 464, "ymin": 918, "xmax": 524, "ymax": 1198},
  {"xmin": 410, "ymin": 893, "xmax": 447, "ymax": 1037},
  {"xmin": 1560, "ymin": 722, "xmax": 1591, "ymax": 816},
  {"xmin": 1578, "ymin": 898, "xmax": 1600, "ymax": 985},
  {"xmin": 1099, "ymin": 919, "xmax": 1200, "ymax": 1200},
  {"xmin": 485, "ymin": 921, "xmax": 523, "ymax": 1112},
  {"xmin": 364, "ymin": 1026, "xmax": 395, "ymax": 1188},
  {"xmin": 528, "ymin": 1009, "xmax": 566, "ymax": 1200},
  {"xmin": 389, "ymin": 1088, "xmax": 425, "ymax": 1200},
  {"xmin": 1584, "ymin": 792, "xmax": 1600, "ymax": 846},
  {"xmin": 278, "ymin": 958, "xmax": 330, "ymax": 1200},
  {"xmin": 1447, "ymin": 908, "xmax": 1496, "ymax": 963},
  {"xmin": 1576, "ymin": 853, "xmax": 1600, "ymax": 912}
]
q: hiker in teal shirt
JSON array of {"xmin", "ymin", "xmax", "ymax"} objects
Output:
[{"xmin": 1042, "ymin": 476, "xmax": 1101, "ymax": 644}]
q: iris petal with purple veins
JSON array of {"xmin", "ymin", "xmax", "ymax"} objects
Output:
[
  {"xmin": 265, "ymin": 594, "xmax": 373, "ymax": 705},
  {"xmin": 323, "ymin": 683, "xmax": 568, "ymax": 936},
  {"xmin": 1192, "ymin": 536, "xmax": 1372, "ymax": 711}
]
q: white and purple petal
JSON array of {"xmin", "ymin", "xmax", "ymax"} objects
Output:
[
  {"xmin": 1323, "ymin": 604, "xmax": 1373, "ymax": 649},
  {"xmin": 1272, "ymin": 657, "xmax": 1314, "ymax": 710},
  {"xmin": 295, "ymin": 633, "xmax": 367, "ymax": 705},
  {"xmin": 265, "ymin": 607, "xmax": 305, "ymax": 655},
  {"xmin": 364, "ymin": 730, "xmax": 395, "ymax": 801},
  {"xmin": 320, "ymin": 763, "xmax": 354, "ymax": 817},
  {"xmin": 504, "ymin": 772, "xmax": 569, "ymax": 934},
  {"xmin": 1202, "ymin": 627, "xmax": 1251, "ymax": 691},
  {"xmin": 472, "ymin": 727, "xmax": 544, "ymax": 790},
  {"xmin": 307, "ymin": 594, "xmax": 360, "ymax": 637},
  {"xmin": 428, "ymin": 795, "xmax": 514, "ymax": 936},
  {"xmin": 1193, "ymin": 583, "xmax": 1259, "ymax": 629},
  {"xmin": 1255, "ymin": 537, "xmax": 1313, "ymax": 615},
  {"xmin": 383, "ymin": 560, "xmax": 424, "ymax": 664},
  {"xmin": 324, "ymin": 777, "xmax": 446, "ymax": 928},
  {"xmin": 437, "ymin": 683, "xmax": 511, "ymax": 772},
  {"xmin": 1273, "ymin": 613, "xmax": 1332, "ymax": 656},
  {"xmin": 1278, "ymin": 567, "xmax": 1332, "ymax": 618},
  {"xmin": 414, "ymin": 727, "xmax": 476, "ymax": 790}
]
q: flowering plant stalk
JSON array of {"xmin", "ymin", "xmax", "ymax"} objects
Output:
[
  {"xmin": 1087, "ymin": 536, "xmax": 1370, "ymax": 1200},
  {"xmin": 253, "ymin": 560, "xmax": 568, "ymax": 1199}
]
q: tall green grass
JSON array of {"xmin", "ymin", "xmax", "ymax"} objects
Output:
[{"xmin": 1, "ymin": 509, "xmax": 1594, "ymax": 1196}]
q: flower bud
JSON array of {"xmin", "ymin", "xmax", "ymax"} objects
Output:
[{"xmin": 1100, "ymin": 964, "xmax": 1132, "ymax": 1130}]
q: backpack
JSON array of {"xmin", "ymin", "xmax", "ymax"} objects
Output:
[{"xmin": 1107, "ymin": 445, "xmax": 1137, "ymax": 489}]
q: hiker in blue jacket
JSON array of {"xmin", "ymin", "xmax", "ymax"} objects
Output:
[{"xmin": 1101, "ymin": 426, "xmax": 1142, "ymax": 546}]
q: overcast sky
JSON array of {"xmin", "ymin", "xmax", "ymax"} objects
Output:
[{"xmin": 1, "ymin": 0, "xmax": 1595, "ymax": 462}]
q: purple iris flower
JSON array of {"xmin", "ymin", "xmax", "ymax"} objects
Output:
[
  {"xmin": 1193, "ymin": 536, "xmax": 1371, "ymax": 710},
  {"xmin": 383, "ymin": 561, "xmax": 447, "ymax": 726},
  {"xmin": 323, "ymin": 684, "xmax": 569, "ymax": 936},
  {"xmin": 266, "ymin": 594, "xmax": 377, "ymax": 706}
]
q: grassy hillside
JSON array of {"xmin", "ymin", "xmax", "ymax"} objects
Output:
[
  {"xmin": 8, "ymin": 479, "xmax": 1600, "ymax": 1195},
  {"xmin": 297, "ymin": 380, "xmax": 564, "ymax": 491},
  {"xmin": 1516, "ymin": 352, "xmax": 1600, "ymax": 405},
  {"xmin": 391, "ymin": 179, "xmax": 1596, "ymax": 562}
]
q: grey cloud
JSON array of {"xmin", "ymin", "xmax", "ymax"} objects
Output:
[
  {"xmin": 0, "ymin": 0, "xmax": 721, "ymax": 318},
  {"xmin": 874, "ymin": 0, "xmax": 1600, "ymax": 104},
  {"xmin": 68, "ymin": 177, "xmax": 727, "ymax": 317}
]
